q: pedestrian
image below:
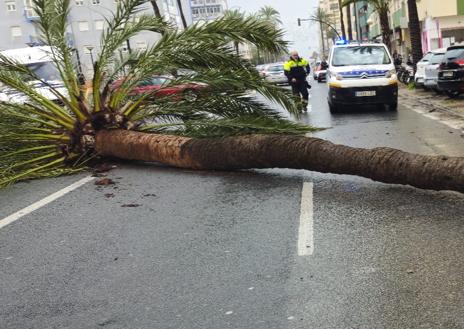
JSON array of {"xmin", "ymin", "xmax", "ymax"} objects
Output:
[{"xmin": 284, "ymin": 51, "xmax": 311, "ymax": 111}]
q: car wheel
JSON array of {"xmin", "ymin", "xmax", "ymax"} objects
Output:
[
  {"xmin": 433, "ymin": 88, "xmax": 443, "ymax": 95},
  {"xmin": 388, "ymin": 102, "xmax": 398, "ymax": 111},
  {"xmin": 183, "ymin": 89, "xmax": 198, "ymax": 101},
  {"xmin": 328, "ymin": 102, "xmax": 340, "ymax": 114},
  {"xmin": 445, "ymin": 90, "xmax": 460, "ymax": 98},
  {"xmin": 317, "ymin": 77, "xmax": 322, "ymax": 83}
]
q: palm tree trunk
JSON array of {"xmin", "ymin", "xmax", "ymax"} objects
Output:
[
  {"xmin": 96, "ymin": 130, "xmax": 464, "ymax": 193},
  {"xmin": 338, "ymin": 0, "xmax": 346, "ymax": 39},
  {"xmin": 176, "ymin": 0, "xmax": 188, "ymax": 29},
  {"xmin": 346, "ymin": 4, "xmax": 353, "ymax": 40},
  {"xmin": 379, "ymin": 9, "xmax": 392, "ymax": 51},
  {"xmin": 407, "ymin": 0, "xmax": 423, "ymax": 70},
  {"xmin": 150, "ymin": 0, "xmax": 162, "ymax": 19},
  {"xmin": 320, "ymin": 21, "xmax": 326, "ymax": 56}
]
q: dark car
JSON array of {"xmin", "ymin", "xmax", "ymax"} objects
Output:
[{"xmin": 437, "ymin": 45, "xmax": 464, "ymax": 98}]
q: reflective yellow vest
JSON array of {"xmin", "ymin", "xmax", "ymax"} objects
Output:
[{"xmin": 284, "ymin": 58, "xmax": 310, "ymax": 80}]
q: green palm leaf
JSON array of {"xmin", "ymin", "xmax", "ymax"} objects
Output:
[{"xmin": 0, "ymin": 0, "xmax": 315, "ymax": 188}]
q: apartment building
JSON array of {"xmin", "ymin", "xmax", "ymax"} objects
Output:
[
  {"xmin": 365, "ymin": 0, "xmax": 464, "ymax": 56},
  {"xmin": 417, "ymin": 0, "xmax": 464, "ymax": 51},
  {"xmin": 0, "ymin": 0, "xmax": 191, "ymax": 77},
  {"xmin": 318, "ymin": 0, "xmax": 343, "ymax": 56},
  {"xmin": 189, "ymin": 0, "xmax": 228, "ymax": 23}
]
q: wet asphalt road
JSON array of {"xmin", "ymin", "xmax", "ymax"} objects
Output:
[{"xmin": 1, "ymin": 82, "xmax": 464, "ymax": 329}]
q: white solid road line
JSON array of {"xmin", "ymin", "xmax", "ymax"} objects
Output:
[
  {"xmin": 298, "ymin": 182, "xmax": 314, "ymax": 256},
  {"xmin": 0, "ymin": 176, "xmax": 95, "ymax": 231}
]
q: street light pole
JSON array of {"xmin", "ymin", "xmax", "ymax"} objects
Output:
[
  {"xmin": 85, "ymin": 46, "xmax": 95, "ymax": 73},
  {"xmin": 298, "ymin": 17, "xmax": 341, "ymax": 40}
]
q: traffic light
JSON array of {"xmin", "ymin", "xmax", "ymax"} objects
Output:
[{"xmin": 297, "ymin": 18, "xmax": 301, "ymax": 26}]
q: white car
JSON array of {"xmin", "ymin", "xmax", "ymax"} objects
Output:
[
  {"xmin": 415, "ymin": 52, "xmax": 434, "ymax": 87},
  {"xmin": 261, "ymin": 63, "xmax": 288, "ymax": 85},
  {"xmin": 424, "ymin": 48, "xmax": 447, "ymax": 93},
  {"xmin": 326, "ymin": 41, "xmax": 398, "ymax": 113}
]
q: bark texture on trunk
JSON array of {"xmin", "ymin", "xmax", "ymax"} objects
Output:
[
  {"xmin": 96, "ymin": 130, "xmax": 464, "ymax": 193},
  {"xmin": 346, "ymin": 4, "xmax": 353, "ymax": 40},
  {"xmin": 407, "ymin": 0, "xmax": 423, "ymax": 69},
  {"xmin": 338, "ymin": 0, "xmax": 346, "ymax": 39},
  {"xmin": 320, "ymin": 21, "xmax": 326, "ymax": 56},
  {"xmin": 379, "ymin": 9, "xmax": 392, "ymax": 51}
]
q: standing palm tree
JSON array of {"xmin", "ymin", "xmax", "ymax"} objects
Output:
[
  {"xmin": 343, "ymin": 0, "xmax": 392, "ymax": 50},
  {"xmin": 1, "ymin": 0, "xmax": 463, "ymax": 193},
  {"xmin": 257, "ymin": 6, "xmax": 283, "ymax": 63},
  {"xmin": 407, "ymin": 0, "xmax": 423, "ymax": 68},
  {"xmin": 346, "ymin": 3, "xmax": 353, "ymax": 40},
  {"xmin": 338, "ymin": 0, "xmax": 347, "ymax": 39},
  {"xmin": 223, "ymin": 9, "xmax": 245, "ymax": 56},
  {"xmin": 257, "ymin": 6, "xmax": 282, "ymax": 26}
]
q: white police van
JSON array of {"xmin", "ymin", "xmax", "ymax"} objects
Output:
[{"xmin": 326, "ymin": 40, "xmax": 398, "ymax": 113}]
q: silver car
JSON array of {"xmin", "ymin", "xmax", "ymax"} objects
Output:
[
  {"xmin": 262, "ymin": 63, "xmax": 288, "ymax": 85},
  {"xmin": 424, "ymin": 48, "xmax": 446, "ymax": 93}
]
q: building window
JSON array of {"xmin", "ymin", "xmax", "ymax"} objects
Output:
[
  {"xmin": 11, "ymin": 26, "xmax": 22, "ymax": 37},
  {"xmin": 78, "ymin": 21, "xmax": 89, "ymax": 31},
  {"xmin": 75, "ymin": 0, "xmax": 84, "ymax": 5},
  {"xmin": 6, "ymin": 0, "xmax": 16, "ymax": 11},
  {"xmin": 92, "ymin": 0, "xmax": 100, "ymax": 4},
  {"xmin": 95, "ymin": 20, "xmax": 104, "ymax": 30}
]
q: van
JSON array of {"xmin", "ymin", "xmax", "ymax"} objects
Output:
[{"xmin": 326, "ymin": 41, "xmax": 398, "ymax": 113}]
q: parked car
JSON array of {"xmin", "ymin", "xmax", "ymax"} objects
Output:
[
  {"xmin": 314, "ymin": 61, "xmax": 328, "ymax": 82},
  {"xmin": 261, "ymin": 63, "xmax": 288, "ymax": 84},
  {"xmin": 437, "ymin": 45, "xmax": 464, "ymax": 98},
  {"xmin": 424, "ymin": 48, "xmax": 446, "ymax": 93},
  {"xmin": 112, "ymin": 76, "xmax": 204, "ymax": 100},
  {"xmin": 312, "ymin": 61, "xmax": 321, "ymax": 79},
  {"xmin": 414, "ymin": 51, "xmax": 434, "ymax": 88}
]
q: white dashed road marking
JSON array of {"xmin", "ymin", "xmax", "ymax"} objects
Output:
[
  {"xmin": 0, "ymin": 176, "xmax": 94, "ymax": 230},
  {"xmin": 298, "ymin": 182, "xmax": 314, "ymax": 256}
]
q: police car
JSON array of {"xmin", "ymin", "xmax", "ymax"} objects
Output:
[{"xmin": 326, "ymin": 40, "xmax": 398, "ymax": 113}]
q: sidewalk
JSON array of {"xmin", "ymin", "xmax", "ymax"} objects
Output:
[{"xmin": 399, "ymin": 85, "xmax": 464, "ymax": 132}]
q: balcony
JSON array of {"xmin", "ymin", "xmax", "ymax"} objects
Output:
[
  {"xmin": 392, "ymin": 6, "xmax": 406, "ymax": 29},
  {"xmin": 24, "ymin": 7, "xmax": 40, "ymax": 21}
]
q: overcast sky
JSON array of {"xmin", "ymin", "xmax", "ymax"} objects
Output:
[{"xmin": 227, "ymin": 0, "xmax": 320, "ymax": 59}]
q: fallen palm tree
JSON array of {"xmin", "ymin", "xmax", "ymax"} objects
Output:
[{"xmin": 0, "ymin": 0, "xmax": 463, "ymax": 193}]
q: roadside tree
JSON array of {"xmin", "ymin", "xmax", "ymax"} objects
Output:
[
  {"xmin": 407, "ymin": 0, "xmax": 423, "ymax": 68},
  {"xmin": 343, "ymin": 0, "xmax": 392, "ymax": 50}
]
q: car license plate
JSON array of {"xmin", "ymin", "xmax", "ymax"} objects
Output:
[
  {"xmin": 443, "ymin": 71, "xmax": 454, "ymax": 78},
  {"xmin": 355, "ymin": 91, "xmax": 376, "ymax": 97}
]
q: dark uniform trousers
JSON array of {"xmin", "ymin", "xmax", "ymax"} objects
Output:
[{"xmin": 290, "ymin": 79, "xmax": 309, "ymax": 101}]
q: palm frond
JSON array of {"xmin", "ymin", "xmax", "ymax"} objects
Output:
[{"xmin": 0, "ymin": 0, "xmax": 317, "ymax": 187}]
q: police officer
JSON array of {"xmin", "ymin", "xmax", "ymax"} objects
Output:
[{"xmin": 284, "ymin": 51, "xmax": 310, "ymax": 110}]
